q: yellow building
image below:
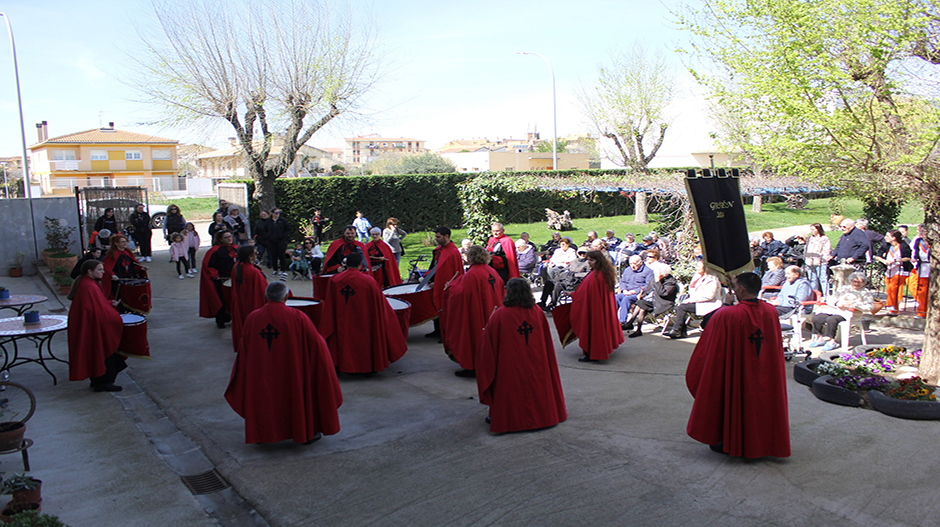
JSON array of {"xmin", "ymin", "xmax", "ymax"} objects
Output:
[
  {"xmin": 344, "ymin": 134, "xmax": 426, "ymax": 166},
  {"xmin": 28, "ymin": 122, "xmax": 179, "ymax": 195}
]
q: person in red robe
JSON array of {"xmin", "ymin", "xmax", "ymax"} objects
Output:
[
  {"xmin": 425, "ymin": 226, "xmax": 465, "ymax": 339},
  {"xmin": 100, "ymin": 233, "xmax": 151, "ymax": 313},
  {"xmin": 477, "ymin": 278, "xmax": 566, "ymax": 433},
  {"xmin": 322, "ymin": 225, "xmax": 371, "ymax": 274},
  {"xmin": 318, "ymin": 252, "xmax": 407, "ymax": 374},
  {"xmin": 200, "ymin": 231, "xmax": 239, "ymax": 328},
  {"xmin": 365, "ymin": 227, "xmax": 402, "ymax": 288},
  {"xmin": 485, "ymin": 222, "xmax": 520, "ymax": 282},
  {"xmin": 230, "ymin": 245, "xmax": 268, "ymax": 349},
  {"xmin": 441, "ymin": 246, "xmax": 504, "ymax": 377},
  {"xmin": 570, "ymin": 250, "xmax": 624, "ymax": 362},
  {"xmin": 67, "ymin": 260, "xmax": 127, "ymax": 392},
  {"xmin": 225, "ymin": 281, "xmax": 342, "ymax": 444},
  {"xmin": 686, "ymin": 272, "xmax": 790, "ymax": 458}
]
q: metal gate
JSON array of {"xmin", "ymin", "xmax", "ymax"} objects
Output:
[{"xmin": 77, "ymin": 186, "xmax": 148, "ymax": 245}]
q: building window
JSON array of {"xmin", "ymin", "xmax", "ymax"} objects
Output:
[
  {"xmin": 52, "ymin": 150, "xmax": 76, "ymax": 161},
  {"xmin": 90, "ymin": 150, "xmax": 108, "ymax": 161},
  {"xmin": 152, "ymin": 149, "xmax": 172, "ymax": 160},
  {"xmin": 125, "ymin": 151, "xmax": 142, "ymax": 160}
]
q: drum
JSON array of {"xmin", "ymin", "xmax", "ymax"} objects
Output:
[
  {"xmin": 286, "ymin": 297, "xmax": 322, "ymax": 327},
  {"xmin": 118, "ymin": 313, "xmax": 150, "ymax": 359},
  {"xmin": 385, "ymin": 297, "xmax": 411, "ymax": 341},
  {"xmin": 221, "ymin": 279, "xmax": 232, "ymax": 307},
  {"xmin": 551, "ymin": 303, "xmax": 578, "ymax": 347},
  {"xmin": 383, "ymin": 284, "xmax": 436, "ymax": 327},
  {"xmin": 120, "ymin": 278, "xmax": 151, "ymax": 314},
  {"xmin": 312, "ymin": 274, "xmax": 335, "ymax": 300}
]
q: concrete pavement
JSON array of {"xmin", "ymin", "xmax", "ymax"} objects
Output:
[{"xmin": 0, "ymin": 240, "xmax": 934, "ymax": 527}]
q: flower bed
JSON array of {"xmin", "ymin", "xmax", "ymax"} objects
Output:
[{"xmin": 833, "ymin": 345, "xmax": 922, "ymax": 376}]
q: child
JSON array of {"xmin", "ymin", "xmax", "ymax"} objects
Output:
[
  {"xmin": 303, "ymin": 238, "xmax": 324, "ymax": 276},
  {"xmin": 289, "ymin": 241, "xmax": 311, "ymax": 280},
  {"xmin": 169, "ymin": 233, "xmax": 190, "ymax": 279},
  {"xmin": 182, "ymin": 222, "xmax": 200, "ymax": 275}
]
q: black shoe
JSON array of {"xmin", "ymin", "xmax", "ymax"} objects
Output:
[
  {"xmin": 454, "ymin": 369, "xmax": 476, "ymax": 378},
  {"xmin": 622, "ymin": 320, "xmax": 634, "ymax": 331},
  {"xmin": 93, "ymin": 383, "xmax": 123, "ymax": 392},
  {"xmin": 578, "ymin": 355, "xmax": 597, "ymax": 363},
  {"xmin": 425, "ymin": 331, "xmax": 441, "ymax": 338},
  {"xmin": 485, "ymin": 416, "xmax": 491, "ymax": 424},
  {"xmin": 216, "ymin": 321, "xmax": 227, "ymax": 329},
  {"xmin": 303, "ymin": 432, "xmax": 323, "ymax": 445},
  {"xmin": 667, "ymin": 330, "xmax": 688, "ymax": 339},
  {"xmin": 628, "ymin": 329, "xmax": 643, "ymax": 338},
  {"xmin": 709, "ymin": 443, "xmax": 728, "ymax": 455}
]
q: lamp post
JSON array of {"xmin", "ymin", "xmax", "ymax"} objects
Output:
[{"xmin": 516, "ymin": 51, "xmax": 557, "ymax": 170}]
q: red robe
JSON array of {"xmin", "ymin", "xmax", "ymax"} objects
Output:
[
  {"xmin": 101, "ymin": 249, "xmax": 151, "ymax": 313},
  {"xmin": 441, "ymin": 264, "xmax": 504, "ymax": 370},
  {"xmin": 365, "ymin": 239, "xmax": 402, "ymax": 288},
  {"xmin": 477, "ymin": 305, "xmax": 567, "ymax": 433},
  {"xmin": 322, "ymin": 239, "xmax": 371, "ymax": 274},
  {"xmin": 570, "ymin": 271, "xmax": 624, "ymax": 360},
  {"xmin": 319, "ymin": 268, "xmax": 407, "ymax": 373},
  {"xmin": 199, "ymin": 245, "xmax": 238, "ymax": 318},
  {"xmin": 486, "ymin": 234, "xmax": 521, "ymax": 279},
  {"xmin": 68, "ymin": 276, "xmax": 124, "ymax": 381},
  {"xmin": 230, "ymin": 263, "xmax": 268, "ymax": 349},
  {"xmin": 686, "ymin": 299, "xmax": 791, "ymax": 458},
  {"xmin": 431, "ymin": 242, "xmax": 464, "ymax": 310},
  {"xmin": 100, "ymin": 249, "xmax": 144, "ymax": 298},
  {"xmin": 224, "ymin": 301, "xmax": 342, "ymax": 443}
]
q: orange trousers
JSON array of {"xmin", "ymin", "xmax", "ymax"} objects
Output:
[
  {"xmin": 914, "ymin": 275, "xmax": 929, "ymax": 317},
  {"xmin": 885, "ymin": 274, "xmax": 907, "ymax": 311}
]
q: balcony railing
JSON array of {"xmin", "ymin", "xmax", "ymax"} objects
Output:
[{"xmin": 52, "ymin": 160, "xmax": 79, "ymax": 171}]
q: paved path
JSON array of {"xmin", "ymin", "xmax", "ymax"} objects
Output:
[{"xmin": 0, "ymin": 243, "xmax": 934, "ymax": 526}]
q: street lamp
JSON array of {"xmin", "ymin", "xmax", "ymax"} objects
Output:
[
  {"xmin": 0, "ymin": 12, "xmax": 32, "ymax": 200},
  {"xmin": 516, "ymin": 51, "xmax": 557, "ymax": 170}
]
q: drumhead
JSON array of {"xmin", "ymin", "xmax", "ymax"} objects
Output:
[
  {"xmin": 383, "ymin": 284, "xmax": 427, "ymax": 295},
  {"xmin": 386, "ymin": 297, "xmax": 411, "ymax": 310},
  {"xmin": 286, "ymin": 299, "xmax": 320, "ymax": 307},
  {"xmin": 120, "ymin": 313, "xmax": 146, "ymax": 325},
  {"xmin": 221, "ymin": 279, "xmax": 231, "ymax": 287}
]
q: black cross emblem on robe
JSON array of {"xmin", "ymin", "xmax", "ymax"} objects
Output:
[
  {"xmin": 517, "ymin": 320, "xmax": 534, "ymax": 345},
  {"xmin": 487, "ymin": 275, "xmax": 497, "ymax": 292},
  {"xmin": 340, "ymin": 285, "xmax": 356, "ymax": 304},
  {"xmin": 260, "ymin": 324, "xmax": 280, "ymax": 352},
  {"xmin": 749, "ymin": 328, "xmax": 764, "ymax": 356}
]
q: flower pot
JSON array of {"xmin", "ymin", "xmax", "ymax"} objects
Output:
[
  {"xmin": 0, "ymin": 501, "xmax": 41, "ymax": 523},
  {"xmin": 0, "ymin": 422, "xmax": 25, "ymax": 452},
  {"xmin": 868, "ymin": 390, "xmax": 940, "ymax": 420},
  {"xmin": 794, "ymin": 359, "xmax": 825, "ymax": 387},
  {"xmin": 45, "ymin": 255, "xmax": 77, "ymax": 274},
  {"xmin": 871, "ymin": 300, "xmax": 884, "ymax": 315},
  {"xmin": 11, "ymin": 481, "xmax": 41, "ymax": 505},
  {"xmin": 7, "ymin": 269, "xmax": 22, "ymax": 278},
  {"xmin": 58, "ymin": 285, "xmax": 71, "ymax": 295},
  {"xmin": 812, "ymin": 375, "xmax": 864, "ymax": 407}
]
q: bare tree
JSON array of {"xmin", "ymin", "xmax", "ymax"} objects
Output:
[
  {"xmin": 135, "ymin": 0, "xmax": 381, "ymax": 210},
  {"xmin": 579, "ymin": 44, "xmax": 674, "ymax": 170}
]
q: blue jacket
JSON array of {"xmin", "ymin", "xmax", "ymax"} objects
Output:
[
  {"xmin": 619, "ymin": 263, "xmax": 654, "ymax": 294},
  {"xmin": 831, "ymin": 227, "xmax": 870, "ymax": 262},
  {"xmin": 777, "ymin": 277, "xmax": 813, "ymax": 311}
]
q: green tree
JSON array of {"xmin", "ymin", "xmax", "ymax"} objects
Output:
[
  {"xmin": 535, "ymin": 140, "xmax": 567, "ymax": 153},
  {"xmin": 135, "ymin": 0, "xmax": 381, "ymax": 211},
  {"xmin": 397, "ymin": 152, "xmax": 456, "ymax": 174},
  {"xmin": 677, "ymin": 0, "xmax": 940, "ymax": 381},
  {"xmin": 578, "ymin": 44, "xmax": 674, "ymax": 170}
]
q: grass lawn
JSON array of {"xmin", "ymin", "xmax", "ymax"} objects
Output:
[
  {"xmin": 150, "ymin": 196, "xmax": 219, "ymax": 221},
  {"xmin": 394, "ymin": 197, "xmax": 925, "ymax": 278}
]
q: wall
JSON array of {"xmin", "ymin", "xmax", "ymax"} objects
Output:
[{"xmin": 0, "ymin": 197, "xmax": 81, "ymax": 276}]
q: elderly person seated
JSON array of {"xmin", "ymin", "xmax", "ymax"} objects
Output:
[
  {"xmin": 540, "ymin": 231, "xmax": 562, "ymax": 258},
  {"xmin": 761, "ymin": 256, "xmax": 786, "ymax": 288},
  {"xmin": 808, "ymin": 272, "xmax": 874, "ymax": 352},
  {"xmin": 590, "ymin": 239, "xmax": 613, "ymax": 264},
  {"xmin": 544, "ymin": 246, "xmax": 591, "ymax": 309},
  {"xmin": 616, "ymin": 233, "xmax": 640, "ymax": 264},
  {"xmin": 615, "ymin": 255, "xmax": 654, "ymax": 325},
  {"xmin": 665, "ymin": 261, "xmax": 721, "ymax": 339},
  {"xmin": 767, "ymin": 265, "xmax": 814, "ymax": 317},
  {"xmin": 581, "ymin": 230, "xmax": 599, "ymax": 248},
  {"xmin": 515, "ymin": 238, "xmax": 538, "ymax": 275},
  {"xmin": 623, "ymin": 262, "xmax": 679, "ymax": 338},
  {"xmin": 537, "ymin": 236, "xmax": 577, "ymax": 309},
  {"xmin": 760, "ymin": 231, "xmax": 788, "ymax": 259},
  {"xmin": 459, "ymin": 238, "xmax": 472, "ymax": 271}
]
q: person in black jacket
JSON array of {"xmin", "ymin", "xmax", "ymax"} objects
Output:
[
  {"xmin": 253, "ymin": 210, "xmax": 271, "ymax": 268},
  {"xmin": 70, "ymin": 247, "xmax": 103, "ymax": 279},
  {"xmin": 94, "ymin": 208, "xmax": 118, "ymax": 234},
  {"xmin": 623, "ymin": 263, "xmax": 679, "ymax": 338},
  {"xmin": 266, "ymin": 208, "xmax": 291, "ymax": 277},
  {"xmin": 162, "ymin": 204, "xmax": 186, "ymax": 242},
  {"xmin": 128, "ymin": 204, "xmax": 152, "ymax": 262},
  {"xmin": 829, "ymin": 218, "xmax": 870, "ymax": 268}
]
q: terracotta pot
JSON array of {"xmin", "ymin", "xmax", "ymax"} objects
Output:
[
  {"xmin": 0, "ymin": 422, "xmax": 25, "ymax": 452},
  {"xmin": 58, "ymin": 285, "xmax": 71, "ymax": 295},
  {"xmin": 46, "ymin": 255, "xmax": 78, "ymax": 274},
  {"xmin": 871, "ymin": 300, "xmax": 884, "ymax": 315},
  {"xmin": 11, "ymin": 481, "xmax": 41, "ymax": 505},
  {"xmin": 0, "ymin": 501, "xmax": 40, "ymax": 523},
  {"xmin": 6, "ymin": 269, "xmax": 21, "ymax": 278}
]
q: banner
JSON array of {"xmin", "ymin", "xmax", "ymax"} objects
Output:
[{"xmin": 684, "ymin": 169, "xmax": 753, "ymax": 278}]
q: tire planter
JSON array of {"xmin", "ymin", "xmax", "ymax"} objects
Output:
[
  {"xmin": 868, "ymin": 390, "xmax": 940, "ymax": 420},
  {"xmin": 794, "ymin": 359, "xmax": 825, "ymax": 387},
  {"xmin": 812, "ymin": 375, "xmax": 864, "ymax": 407}
]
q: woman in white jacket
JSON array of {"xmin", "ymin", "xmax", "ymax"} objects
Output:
[{"xmin": 665, "ymin": 261, "xmax": 721, "ymax": 339}]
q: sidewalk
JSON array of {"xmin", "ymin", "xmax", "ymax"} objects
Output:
[{"xmin": 0, "ymin": 244, "xmax": 934, "ymax": 526}]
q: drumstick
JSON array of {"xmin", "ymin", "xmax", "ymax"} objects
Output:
[{"xmin": 442, "ymin": 272, "xmax": 460, "ymax": 290}]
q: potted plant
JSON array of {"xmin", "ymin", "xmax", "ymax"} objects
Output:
[
  {"xmin": 0, "ymin": 474, "xmax": 41, "ymax": 506},
  {"xmin": 0, "ymin": 502, "xmax": 42, "ymax": 524},
  {"xmin": 41, "ymin": 218, "xmax": 77, "ymax": 271},
  {"xmin": 2, "ymin": 510, "xmax": 67, "ymax": 526},
  {"xmin": 51, "ymin": 268, "xmax": 73, "ymax": 296},
  {"xmin": 0, "ymin": 383, "xmax": 33, "ymax": 453},
  {"xmin": 7, "ymin": 253, "xmax": 25, "ymax": 278},
  {"xmin": 0, "ymin": 287, "xmax": 9, "ymax": 301}
]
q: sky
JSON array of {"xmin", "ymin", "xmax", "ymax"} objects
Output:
[{"xmin": 0, "ymin": 0, "xmax": 716, "ymax": 162}]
